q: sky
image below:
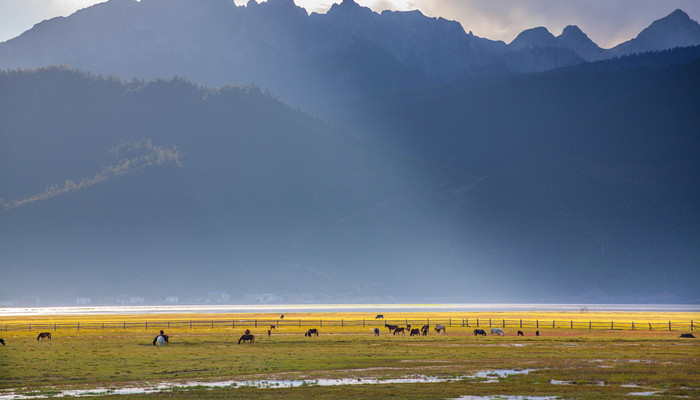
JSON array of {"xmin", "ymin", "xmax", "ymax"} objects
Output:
[{"xmin": 1, "ymin": 0, "xmax": 699, "ymax": 48}]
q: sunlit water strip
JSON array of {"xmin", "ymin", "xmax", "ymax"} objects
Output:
[
  {"xmin": 1, "ymin": 303, "xmax": 697, "ymax": 316},
  {"xmin": 0, "ymin": 370, "xmax": 534, "ymax": 399}
]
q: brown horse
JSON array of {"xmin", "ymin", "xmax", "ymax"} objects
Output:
[
  {"xmin": 0, "ymin": 338, "xmax": 5, "ymax": 346},
  {"xmin": 238, "ymin": 334, "xmax": 255, "ymax": 344},
  {"xmin": 393, "ymin": 327, "xmax": 406, "ymax": 335},
  {"xmin": 305, "ymin": 328, "xmax": 319, "ymax": 337},
  {"xmin": 410, "ymin": 328, "xmax": 421, "ymax": 336},
  {"xmin": 385, "ymin": 324, "xmax": 399, "ymax": 332},
  {"xmin": 37, "ymin": 332, "xmax": 51, "ymax": 341}
]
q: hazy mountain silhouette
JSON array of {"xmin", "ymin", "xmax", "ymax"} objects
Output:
[
  {"xmin": 611, "ymin": 9, "xmax": 700, "ymax": 56},
  {"xmin": 321, "ymin": 51, "xmax": 700, "ymax": 303},
  {"xmin": 1, "ymin": 1, "xmax": 698, "ymax": 108},
  {"xmin": 0, "ymin": 68, "xmax": 491, "ymax": 304}
]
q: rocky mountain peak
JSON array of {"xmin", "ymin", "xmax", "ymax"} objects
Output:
[{"xmin": 509, "ymin": 26, "xmax": 556, "ymax": 49}]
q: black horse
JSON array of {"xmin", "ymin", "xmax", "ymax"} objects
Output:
[
  {"xmin": 473, "ymin": 329, "xmax": 486, "ymax": 336},
  {"xmin": 373, "ymin": 328, "xmax": 380, "ymax": 336},
  {"xmin": 305, "ymin": 328, "xmax": 319, "ymax": 337},
  {"xmin": 375, "ymin": 314, "xmax": 384, "ymax": 319},
  {"xmin": 385, "ymin": 324, "xmax": 399, "ymax": 332},
  {"xmin": 37, "ymin": 332, "xmax": 51, "ymax": 341},
  {"xmin": 410, "ymin": 328, "xmax": 421, "ymax": 336},
  {"xmin": 238, "ymin": 334, "xmax": 255, "ymax": 344},
  {"xmin": 517, "ymin": 330, "xmax": 524, "ymax": 336},
  {"xmin": 0, "ymin": 338, "xmax": 5, "ymax": 346},
  {"xmin": 153, "ymin": 335, "xmax": 169, "ymax": 346}
]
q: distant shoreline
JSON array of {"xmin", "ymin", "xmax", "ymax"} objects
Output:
[{"xmin": 1, "ymin": 303, "xmax": 698, "ymax": 316}]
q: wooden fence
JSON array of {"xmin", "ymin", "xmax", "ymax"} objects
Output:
[{"xmin": 1, "ymin": 318, "xmax": 694, "ymax": 333}]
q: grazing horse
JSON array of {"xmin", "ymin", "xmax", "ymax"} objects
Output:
[
  {"xmin": 473, "ymin": 329, "xmax": 486, "ymax": 336},
  {"xmin": 410, "ymin": 328, "xmax": 421, "ymax": 336},
  {"xmin": 490, "ymin": 328, "xmax": 504, "ymax": 336},
  {"xmin": 375, "ymin": 315, "xmax": 384, "ymax": 319},
  {"xmin": 536, "ymin": 330, "xmax": 540, "ymax": 336},
  {"xmin": 434, "ymin": 324, "xmax": 446, "ymax": 334},
  {"xmin": 385, "ymin": 324, "xmax": 399, "ymax": 332},
  {"xmin": 517, "ymin": 330, "xmax": 524, "ymax": 336},
  {"xmin": 680, "ymin": 333, "xmax": 695, "ymax": 338},
  {"xmin": 373, "ymin": 328, "xmax": 380, "ymax": 336},
  {"xmin": 393, "ymin": 327, "xmax": 406, "ymax": 335},
  {"xmin": 37, "ymin": 332, "xmax": 51, "ymax": 341},
  {"xmin": 153, "ymin": 335, "xmax": 165, "ymax": 347},
  {"xmin": 0, "ymin": 338, "xmax": 5, "ymax": 346},
  {"xmin": 305, "ymin": 328, "xmax": 319, "ymax": 337},
  {"xmin": 238, "ymin": 334, "xmax": 255, "ymax": 344}
]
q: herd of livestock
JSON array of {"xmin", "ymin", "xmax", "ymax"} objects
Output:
[{"xmin": 1, "ymin": 317, "xmax": 695, "ymax": 347}]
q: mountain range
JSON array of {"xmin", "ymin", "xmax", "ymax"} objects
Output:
[
  {"xmin": 1, "ymin": 0, "xmax": 699, "ymax": 108},
  {"xmin": 1, "ymin": 1, "xmax": 699, "ymax": 304}
]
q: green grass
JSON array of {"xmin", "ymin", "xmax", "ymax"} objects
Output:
[{"xmin": 0, "ymin": 316, "xmax": 698, "ymax": 399}]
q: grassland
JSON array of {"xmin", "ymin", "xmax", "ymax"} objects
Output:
[{"xmin": 1, "ymin": 311, "xmax": 698, "ymax": 399}]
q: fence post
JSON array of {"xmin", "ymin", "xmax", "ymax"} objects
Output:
[
  {"xmin": 124, "ymin": 322, "xmax": 126, "ymax": 330},
  {"xmin": 255, "ymin": 319, "xmax": 257, "ymax": 328},
  {"xmin": 520, "ymin": 319, "xmax": 522, "ymax": 328},
  {"xmin": 190, "ymin": 320, "xmax": 192, "ymax": 329},
  {"xmin": 299, "ymin": 319, "xmax": 301, "ymax": 327},
  {"xmin": 632, "ymin": 321, "xmax": 635, "ymax": 330},
  {"xmin": 102, "ymin": 323, "xmax": 104, "ymax": 330},
  {"xmin": 476, "ymin": 318, "xmax": 479, "ymax": 327},
  {"xmin": 611, "ymin": 321, "xmax": 613, "ymax": 330},
  {"xmin": 669, "ymin": 321, "xmax": 671, "ymax": 331},
  {"xmin": 589, "ymin": 321, "xmax": 591, "ymax": 330},
  {"xmin": 341, "ymin": 319, "xmax": 344, "ymax": 328},
  {"xmin": 466, "ymin": 318, "xmax": 469, "ymax": 327},
  {"xmin": 78, "ymin": 323, "xmax": 80, "ymax": 331},
  {"xmin": 489, "ymin": 318, "xmax": 491, "ymax": 327},
  {"xmin": 462, "ymin": 319, "xmax": 465, "ymax": 327},
  {"xmin": 536, "ymin": 320, "xmax": 539, "ymax": 329},
  {"xmin": 54, "ymin": 323, "xmax": 57, "ymax": 331},
  {"xmin": 570, "ymin": 320, "xmax": 573, "ymax": 329},
  {"xmin": 168, "ymin": 321, "xmax": 170, "ymax": 329},
  {"xmin": 145, "ymin": 321, "xmax": 148, "ymax": 330},
  {"xmin": 363, "ymin": 319, "xmax": 365, "ymax": 327},
  {"xmin": 320, "ymin": 319, "xmax": 322, "ymax": 327},
  {"xmin": 649, "ymin": 322, "xmax": 652, "ymax": 331},
  {"xmin": 212, "ymin": 321, "xmax": 214, "ymax": 329},
  {"xmin": 552, "ymin": 320, "xmax": 555, "ymax": 329},
  {"xmin": 232, "ymin": 320, "xmax": 235, "ymax": 328},
  {"xmin": 29, "ymin": 324, "xmax": 32, "ymax": 331},
  {"xmin": 502, "ymin": 319, "xmax": 505, "ymax": 328}
]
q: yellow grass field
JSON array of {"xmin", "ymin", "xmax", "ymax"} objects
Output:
[{"xmin": 1, "ymin": 310, "xmax": 698, "ymax": 399}]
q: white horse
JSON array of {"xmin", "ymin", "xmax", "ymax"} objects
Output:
[
  {"xmin": 490, "ymin": 328, "xmax": 504, "ymax": 336},
  {"xmin": 154, "ymin": 335, "xmax": 165, "ymax": 346},
  {"xmin": 434, "ymin": 324, "xmax": 446, "ymax": 334}
]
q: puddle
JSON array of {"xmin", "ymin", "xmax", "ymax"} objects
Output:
[
  {"xmin": 0, "ymin": 370, "xmax": 534, "ymax": 399},
  {"xmin": 621, "ymin": 384, "xmax": 642, "ymax": 388},
  {"xmin": 627, "ymin": 360, "xmax": 652, "ymax": 363},
  {"xmin": 550, "ymin": 379, "xmax": 573, "ymax": 385},
  {"xmin": 628, "ymin": 391, "xmax": 660, "ymax": 396},
  {"xmin": 470, "ymin": 369, "xmax": 534, "ymax": 383}
]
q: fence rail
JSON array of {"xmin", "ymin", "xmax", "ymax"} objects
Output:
[{"xmin": 2, "ymin": 318, "xmax": 694, "ymax": 333}]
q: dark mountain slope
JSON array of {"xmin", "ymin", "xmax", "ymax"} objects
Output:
[
  {"xmin": 0, "ymin": 68, "xmax": 482, "ymax": 303},
  {"xmin": 322, "ymin": 54, "xmax": 700, "ymax": 301}
]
